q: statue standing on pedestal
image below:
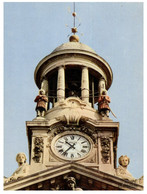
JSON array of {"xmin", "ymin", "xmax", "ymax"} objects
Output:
[
  {"xmin": 98, "ymin": 91, "xmax": 111, "ymax": 117},
  {"xmin": 34, "ymin": 89, "xmax": 48, "ymax": 117}
]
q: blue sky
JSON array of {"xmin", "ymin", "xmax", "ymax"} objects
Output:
[{"xmin": 4, "ymin": 2, "xmax": 143, "ymax": 179}]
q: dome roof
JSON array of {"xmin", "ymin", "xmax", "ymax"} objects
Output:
[
  {"xmin": 52, "ymin": 41, "xmax": 96, "ymax": 54},
  {"xmin": 34, "ymin": 40, "xmax": 113, "ymax": 91}
]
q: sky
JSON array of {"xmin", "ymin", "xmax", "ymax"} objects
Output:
[{"xmin": 3, "ymin": 1, "xmax": 144, "ymax": 181}]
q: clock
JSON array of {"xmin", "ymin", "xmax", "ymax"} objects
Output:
[{"xmin": 51, "ymin": 132, "xmax": 92, "ymax": 161}]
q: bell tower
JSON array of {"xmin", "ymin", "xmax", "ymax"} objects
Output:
[{"xmin": 26, "ymin": 9, "xmax": 119, "ymax": 175}]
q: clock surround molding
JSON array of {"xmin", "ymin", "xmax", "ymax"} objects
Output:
[{"xmin": 50, "ymin": 131, "xmax": 93, "ymax": 162}]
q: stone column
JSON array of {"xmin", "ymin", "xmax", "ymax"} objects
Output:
[
  {"xmin": 41, "ymin": 78, "xmax": 48, "ymax": 96},
  {"xmin": 57, "ymin": 66, "xmax": 65, "ymax": 101},
  {"xmin": 41, "ymin": 78, "xmax": 49, "ymax": 110},
  {"xmin": 81, "ymin": 66, "xmax": 89, "ymax": 103},
  {"xmin": 98, "ymin": 77, "xmax": 106, "ymax": 95}
]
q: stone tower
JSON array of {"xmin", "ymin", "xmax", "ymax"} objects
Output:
[
  {"xmin": 4, "ymin": 10, "xmax": 143, "ymax": 191},
  {"xmin": 26, "ymin": 33, "xmax": 119, "ymax": 173}
]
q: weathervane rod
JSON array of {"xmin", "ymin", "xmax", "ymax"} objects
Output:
[
  {"xmin": 69, "ymin": 2, "xmax": 79, "ymax": 42},
  {"xmin": 73, "ymin": 2, "xmax": 75, "ymax": 28}
]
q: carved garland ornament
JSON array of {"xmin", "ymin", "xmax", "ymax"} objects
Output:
[
  {"xmin": 52, "ymin": 125, "xmax": 96, "ymax": 143},
  {"xmin": 33, "ymin": 137, "xmax": 44, "ymax": 163},
  {"xmin": 100, "ymin": 137, "xmax": 111, "ymax": 164}
]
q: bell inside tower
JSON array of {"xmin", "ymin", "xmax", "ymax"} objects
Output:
[
  {"xmin": 41, "ymin": 65, "xmax": 107, "ymax": 110},
  {"xmin": 65, "ymin": 68, "xmax": 81, "ymax": 98},
  {"xmin": 43, "ymin": 66, "xmax": 103, "ymax": 110}
]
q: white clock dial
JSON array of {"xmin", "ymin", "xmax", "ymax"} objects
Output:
[{"xmin": 54, "ymin": 134, "xmax": 91, "ymax": 160}]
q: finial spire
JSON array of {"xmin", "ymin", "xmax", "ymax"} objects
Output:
[
  {"xmin": 73, "ymin": 2, "xmax": 76, "ymax": 28},
  {"xmin": 69, "ymin": 2, "xmax": 79, "ymax": 42}
]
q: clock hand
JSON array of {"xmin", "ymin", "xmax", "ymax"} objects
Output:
[
  {"xmin": 62, "ymin": 146, "xmax": 72, "ymax": 155},
  {"xmin": 66, "ymin": 141, "xmax": 84, "ymax": 154},
  {"xmin": 62, "ymin": 143, "xmax": 76, "ymax": 155},
  {"xmin": 65, "ymin": 141, "xmax": 76, "ymax": 149}
]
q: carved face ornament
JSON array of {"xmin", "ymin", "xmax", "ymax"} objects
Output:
[
  {"xmin": 121, "ymin": 156, "xmax": 129, "ymax": 167},
  {"xmin": 68, "ymin": 182, "xmax": 75, "ymax": 190},
  {"xmin": 17, "ymin": 154, "xmax": 26, "ymax": 165},
  {"xmin": 66, "ymin": 177, "xmax": 76, "ymax": 190}
]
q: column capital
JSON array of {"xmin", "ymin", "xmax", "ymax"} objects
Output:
[
  {"xmin": 58, "ymin": 65, "xmax": 65, "ymax": 69},
  {"xmin": 81, "ymin": 66, "xmax": 88, "ymax": 69},
  {"xmin": 99, "ymin": 77, "xmax": 106, "ymax": 81}
]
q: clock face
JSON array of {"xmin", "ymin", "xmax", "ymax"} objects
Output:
[{"xmin": 53, "ymin": 134, "xmax": 91, "ymax": 160}]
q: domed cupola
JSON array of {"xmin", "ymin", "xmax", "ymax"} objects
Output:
[{"xmin": 34, "ymin": 34, "xmax": 113, "ymax": 113}]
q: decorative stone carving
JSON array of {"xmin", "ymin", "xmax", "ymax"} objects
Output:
[
  {"xmin": 51, "ymin": 125, "xmax": 96, "ymax": 143},
  {"xmin": 4, "ymin": 153, "xmax": 29, "ymax": 183},
  {"xmin": 65, "ymin": 177, "xmax": 83, "ymax": 190},
  {"xmin": 33, "ymin": 137, "xmax": 44, "ymax": 163},
  {"xmin": 116, "ymin": 155, "xmax": 135, "ymax": 181},
  {"xmin": 56, "ymin": 110, "xmax": 81, "ymax": 125},
  {"xmin": 37, "ymin": 183, "xmax": 43, "ymax": 189},
  {"xmin": 100, "ymin": 137, "xmax": 111, "ymax": 164},
  {"xmin": 135, "ymin": 176, "xmax": 144, "ymax": 185},
  {"xmin": 51, "ymin": 184, "xmax": 60, "ymax": 190},
  {"xmin": 57, "ymin": 96, "xmax": 87, "ymax": 108},
  {"xmin": 80, "ymin": 126, "xmax": 96, "ymax": 143},
  {"xmin": 55, "ymin": 97, "xmax": 88, "ymax": 125},
  {"xmin": 34, "ymin": 89, "xmax": 48, "ymax": 117},
  {"xmin": 50, "ymin": 176, "xmax": 83, "ymax": 190}
]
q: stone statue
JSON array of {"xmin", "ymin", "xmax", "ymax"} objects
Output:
[
  {"xmin": 116, "ymin": 155, "xmax": 135, "ymax": 181},
  {"xmin": 66, "ymin": 177, "xmax": 83, "ymax": 190},
  {"xmin": 34, "ymin": 89, "xmax": 48, "ymax": 117},
  {"xmin": 98, "ymin": 91, "xmax": 111, "ymax": 117},
  {"xmin": 4, "ymin": 153, "xmax": 29, "ymax": 183}
]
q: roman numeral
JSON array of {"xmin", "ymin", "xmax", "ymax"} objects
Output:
[
  {"xmin": 59, "ymin": 149, "xmax": 64, "ymax": 153},
  {"xmin": 77, "ymin": 137, "xmax": 81, "ymax": 141},
  {"xmin": 71, "ymin": 154, "xmax": 74, "ymax": 158},
  {"xmin": 64, "ymin": 137, "xmax": 68, "ymax": 141},
  {"xmin": 77, "ymin": 153, "xmax": 81, "ymax": 157},
  {"xmin": 81, "ymin": 141, "xmax": 87, "ymax": 144},
  {"xmin": 70, "ymin": 135, "xmax": 74, "ymax": 140},
  {"xmin": 63, "ymin": 152, "xmax": 68, "ymax": 156},
  {"xmin": 58, "ymin": 141, "xmax": 64, "ymax": 144},
  {"xmin": 83, "ymin": 146, "xmax": 88, "ymax": 148},
  {"xmin": 56, "ymin": 145, "xmax": 62, "ymax": 148},
  {"xmin": 81, "ymin": 149, "xmax": 86, "ymax": 153}
]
